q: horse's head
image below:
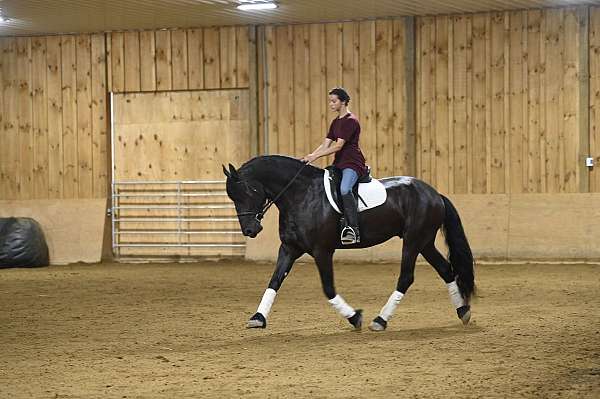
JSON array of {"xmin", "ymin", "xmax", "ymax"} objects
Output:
[{"xmin": 223, "ymin": 163, "xmax": 265, "ymax": 238}]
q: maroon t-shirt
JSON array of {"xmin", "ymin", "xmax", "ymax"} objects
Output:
[{"xmin": 326, "ymin": 112, "xmax": 367, "ymax": 176}]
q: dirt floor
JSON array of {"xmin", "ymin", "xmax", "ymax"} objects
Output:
[{"xmin": 1, "ymin": 260, "xmax": 599, "ymax": 398}]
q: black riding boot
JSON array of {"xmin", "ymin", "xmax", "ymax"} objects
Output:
[{"xmin": 341, "ymin": 193, "xmax": 360, "ymax": 244}]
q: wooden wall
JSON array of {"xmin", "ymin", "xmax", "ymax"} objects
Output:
[
  {"xmin": 113, "ymin": 90, "xmax": 250, "ymax": 180},
  {"xmin": 0, "ymin": 34, "xmax": 108, "ymax": 200},
  {"xmin": 416, "ymin": 8, "xmax": 586, "ymax": 194},
  {"xmin": 0, "ymin": 27, "xmax": 251, "ymax": 201},
  {"xmin": 107, "ymin": 26, "xmax": 250, "ymax": 93},
  {"xmin": 258, "ymin": 20, "xmax": 414, "ymax": 177},
  {"xmin": 4, "ymin": 7, "xmax": 600, "ymax": 200},
  {"xmin": 259, "ymin": 8, "xmax": 600, "ymax": 194},
  {"xmin": 590, "ymin": 7, "xmax": 600, "ymax": 193}
]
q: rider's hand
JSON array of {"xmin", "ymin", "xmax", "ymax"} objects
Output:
[{"xmin": 301, "ymin": 153, "xmax": 318, "ymax": 164}]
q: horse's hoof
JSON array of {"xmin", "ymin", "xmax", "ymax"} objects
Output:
[
  {"xmin": 457, "ymin": 305, "xmax": 471, "ymax": 325},
  {"xmin": 368, "ymin": 316, "xmax": 387, "ymax": 331},
  {"xmin": 348, "ymin": 309, "xmax": 363, "ymax": 330},
  {"xmin": 246, "ymin": 312, "xmax": 267, "ymax": 329}
]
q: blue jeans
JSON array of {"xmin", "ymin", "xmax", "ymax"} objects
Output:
[{"xmin": 340, "ymin": 168, "xmax": 358, "ymax": 196}]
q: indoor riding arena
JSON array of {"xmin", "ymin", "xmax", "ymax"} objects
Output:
[{"xmin": 1, "ymin": 1, "xmax": 600, "ymax": 398}]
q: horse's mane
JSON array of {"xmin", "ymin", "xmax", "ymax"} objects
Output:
[{"xmin": 238, "ymin": 155, "xmax": 324, "ymax": 180}]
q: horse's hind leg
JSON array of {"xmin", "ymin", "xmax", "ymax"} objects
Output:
[
  {"xmin": 421, "ymin": 240, "xmax": 471, "ymax": 325},
  {"xmin": 421, "ymin": 240, "xmax": 453, "ymax": 283},
  {"xmin": 369, "ymin": 239, "xmax": 421, "ymax": 331},
  {"xmin": 313, "ymin": 248, "xmax": 362, "ymax": 330}
]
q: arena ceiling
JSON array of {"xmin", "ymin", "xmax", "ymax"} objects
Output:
[{"xmin": 0, "ymin": 0, "xmax": 598, "ymax": 36}]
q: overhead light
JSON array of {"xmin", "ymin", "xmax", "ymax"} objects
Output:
[{"xmin": 237, "ymin": 2, "xmax": 277, "ymax": 11}]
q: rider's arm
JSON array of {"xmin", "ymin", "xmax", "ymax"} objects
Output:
[
  {"xmin": 310, "ymin": 138, "xmax": 333, "ymax": 155},
  {"xmin": 312, "ymin": 138, "xmax": 345, "ymax": 159}
]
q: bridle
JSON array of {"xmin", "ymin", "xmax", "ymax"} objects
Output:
[{"xmin": 235, "ymin": 162, "xmax": 309, "ymax": 222}]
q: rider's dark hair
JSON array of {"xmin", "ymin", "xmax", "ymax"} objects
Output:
[{"xmin": 328, "ymin": 87, "xmax": 350, "ymax": 105}]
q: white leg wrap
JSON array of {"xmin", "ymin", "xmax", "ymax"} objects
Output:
[
  {"xmin": 379, "ymin": 290, "xmax": 404, "ymax": 321},
  {"xmin": 328, "ymin": 295, "xmax": 356, "ymax": 318},
  {"xmin": 447, "ymin": 281, "xmax": 466, "ymax": 309},
  {"xmin": 256, "ymin": 288, "xmax": 277, "ymax": 318}
]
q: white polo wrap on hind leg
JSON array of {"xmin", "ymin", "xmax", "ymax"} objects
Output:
[
  {"xmin": 328, "ymin": 295, "xmax": 356, "ymax": 318},
  {"xmin": 256, "ymin": 288, "xmax": 277, "ymax": 318},
  {"xmin": 447, "ymin": 281, "xmax": 466, "ymax": 309},
  {"xmin": 379, "ymin": 290, "xmax": 404, "ymax": 321}
]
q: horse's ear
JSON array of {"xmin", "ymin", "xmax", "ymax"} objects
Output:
[
  {"xmin": 228, "ymin": 163, "xmax": 240, "ymax": 180},
  {"xmin": 222, "ymin": 164, "xmax": 231, "ymax": 178}
]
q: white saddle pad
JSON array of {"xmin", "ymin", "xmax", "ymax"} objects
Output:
[{"xmin": 324, "ymin": 169, "xmax": 387, "ymax": 214}]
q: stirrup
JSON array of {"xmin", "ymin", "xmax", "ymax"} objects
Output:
[{"xmin": 340, "ymin": 226, "xmax": 358, "ymax": 245}]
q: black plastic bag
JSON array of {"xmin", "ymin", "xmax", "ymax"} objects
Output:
[{"xmin": 0, "ymin": 217, "xmax": 50, "ymax": 268}]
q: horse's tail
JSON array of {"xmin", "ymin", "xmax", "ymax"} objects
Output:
[{"xmin": 440, "ymin": 195, "xmax": 476, "ymax": 301}]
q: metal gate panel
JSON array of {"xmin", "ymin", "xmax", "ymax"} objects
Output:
[{"xmin": 112, "ymin": 180, "xmax": 244, "ymax": 260}]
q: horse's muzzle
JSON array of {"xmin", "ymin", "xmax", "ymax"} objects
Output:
[{"xmin": 243, "ymin": 224, "xmax": 263, "ymax": 238}]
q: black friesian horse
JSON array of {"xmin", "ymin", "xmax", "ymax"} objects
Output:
[{"xmin": 223, "ymin": 155, "xmax": 475, "ymax": 331}]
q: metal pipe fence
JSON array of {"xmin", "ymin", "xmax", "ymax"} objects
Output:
[{"xmin": 111, "ymin": 180, "xmax": 244, "ymax": 258}]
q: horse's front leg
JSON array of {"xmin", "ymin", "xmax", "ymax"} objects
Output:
[
  {"xmin": 313, "ymin": 248, "xmax": 362, "ymax": 330},
  {"xmin": 247, "ymin": 243, "xmax": 303, "ymax": 329}
]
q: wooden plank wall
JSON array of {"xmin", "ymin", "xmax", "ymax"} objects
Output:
[
  {"xmin": 590, "ymin": 7, "xmax": 600, "ymax": 192},
  {"xmin": 416, "ymin": 8, "xmax": 584, "ymax": 194},
  {"xmin": 4, "ymin": 8, "xmax": 600, "ymax": 199},
  {"xmin": 0, "ymin": 27, "xmax": 250, "ymax": 200},
  {"xmin": 107, "ymin": 27, "xmax": 250, "ymax": 93},
  {"xmin": 259, "ymin": 20, "xmax": 413, "ymax": 177},
  {"xmin": 0, "ymin": 34, "xmax": 108, "ymax": 200},
  {"xmin": 113, "ymin": 90, "xmax": 250, "ymax": 180}
]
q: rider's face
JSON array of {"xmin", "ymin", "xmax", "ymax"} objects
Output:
[{"xmin": 329, "ymin": 94, "xmax": 344, "ymax": 112}]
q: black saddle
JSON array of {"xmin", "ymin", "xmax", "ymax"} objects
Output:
[{"xmin": 325, "ymin": 165, "xmax": 371, "ymax": 212}]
